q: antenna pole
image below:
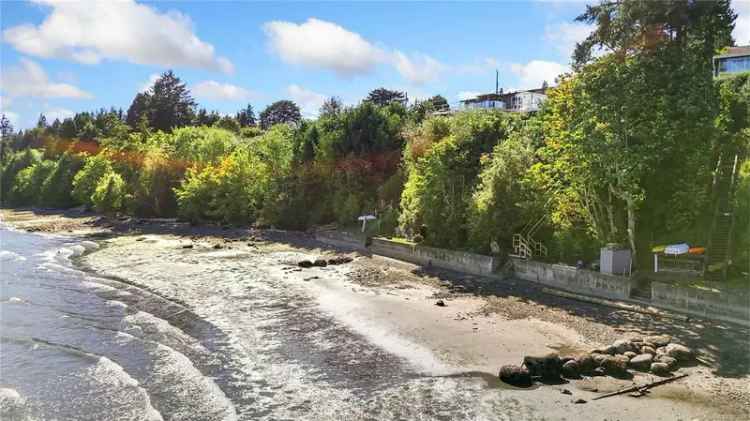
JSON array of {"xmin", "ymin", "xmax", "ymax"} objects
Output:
[{"xmin": 495, "ymin": 69, "xmax": 499, "ymax": 94}]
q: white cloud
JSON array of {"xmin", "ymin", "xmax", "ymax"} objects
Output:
[
  {"xmin": 457, "ymin": 91, "xmax": 483, "ymax": 101},
  {"xmin": 545, "ymin": 22, "xmax": 593, "ymax": 60},
  {"xmin": 264, "ymin": 18, "xmax": 383, "ymax": 76},
  {"xmin": 392, "ymin": 51, "xmax": 444, "ymax": 85},
  {"xmin": 456, "ymin": 57, "xmax": 499, "ymax": 75},
  {"xmin": 733, "ymin": 0, "xmax": 750, "ymax": 45},
  {"xmin": 139, "ymin": 73, "xmax": 160, "ymax": 93},
  {"xmin": 263, "ymin": 17, "xmax": 445, "ymax": 84},
  {"xmin": 43, "ymin": 107, "xmax": 75, "ymax": 122},
  {"xmin": 193, "ymin": 81, "xmax": 253, "ymax": 101},
  {"xmin": 510, "ymin": 60, "xmax": 569, "ymax": 89},
  {"xmin": 287, "ymin": 84, "xmax": 326, "ymax": 117},
  {"xmin": 2, "ymin": 111, "xmax": 20, "ymax": 128},
  {"xmin": 1, "ymin": 58, "xmax": 92, "ymax": 99},
  {"xmin": 3, "ymin": 0, "xmax": 234, "ymax": 74}
]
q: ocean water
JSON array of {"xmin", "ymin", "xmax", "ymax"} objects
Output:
[
  {"xmin": 0, "ymin": 228, "xmax": 238, "ymax": 421},
  {"xmin": 0, "ymin": 227, "xmax": 539, "ymax": 421}
]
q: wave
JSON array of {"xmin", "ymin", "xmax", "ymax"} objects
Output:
[
  {"xmin": 1, "ymin": 336, "xmax": 164, "ymax": 421},
  {"xmin": 0, "ymin": 250, "xmax": 26, "ymax": 262}
]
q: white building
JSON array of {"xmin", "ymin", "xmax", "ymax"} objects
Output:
[{"xmin": 460, "ymin": 87, "xmax": 547, "ymax": 113}]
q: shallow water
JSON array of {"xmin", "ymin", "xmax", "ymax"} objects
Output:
[{"xmin": 0, "ymin": 227, "xmax": 543, "ymax": 421}]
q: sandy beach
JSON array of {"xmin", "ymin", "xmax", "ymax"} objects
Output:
[{"xmin": 2, "ymin": 208, "xmax": 749, "ymax": 420}]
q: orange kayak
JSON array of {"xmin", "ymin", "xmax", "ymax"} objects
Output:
[{"xmin": 688, "ymin": 247, "xmax": 705, "ymax": 255}]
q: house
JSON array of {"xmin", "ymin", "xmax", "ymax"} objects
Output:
[
  {"xmin": 460, "ymin": 87, "xmax": 548, "ymax": 113},
  {"xmin": 713, "ymin": 45, "xmax": 750, "ymax": 77}
]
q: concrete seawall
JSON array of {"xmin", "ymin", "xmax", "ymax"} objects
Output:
[
  {"xmin": 651, "ymin": 281, "xmax": 750, "ymax": 326},
  {"xmin": 510, "ymin": 258, "xmax": 632, "ymax": 301},
  {"xmin": 368, "ymin": 238, "xmax": 499, "ymax": 277}
]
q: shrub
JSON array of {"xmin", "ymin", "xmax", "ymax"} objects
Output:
[
  {"xmin": 39, "ymin": 153, "xmax": 84, "ymax": 208},
  {"xmin": 133, "ymin": 148, "xmax": 181, "ymax": 217},
  {"xmin": 1, "ymin": 149, "xmax": 42, "ymax": 205},
  {"xmin": 9, "ymin": 160, "xmax": 56, "ymax": 206},
  {"xmin": 72, "ymin": 154, "xmax": 114, "ymax": 207},
  {"xmin": 92, "ymin": 171, "xmax": 126, "ymax": 214}
]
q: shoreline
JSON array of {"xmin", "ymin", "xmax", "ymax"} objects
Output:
[{"xmin": 2, "ymin": 208, "xmax": 749, "ymax": 420}]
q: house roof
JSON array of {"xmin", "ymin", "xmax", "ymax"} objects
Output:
[
  {"xmin": 460, "ymin": 87, "xmax": 548, "ymax": 103},
  {"xmin": 715, "ymin": 45, "xmax": 750, "ymax": 59}
]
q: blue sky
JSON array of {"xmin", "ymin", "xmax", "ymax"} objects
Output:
[{"xmin": 2, "ymin": 0, "xmax": 748, "ymax": 129}]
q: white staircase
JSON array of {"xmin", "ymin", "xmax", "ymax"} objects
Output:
[{"xmin": 512, "ymin": 216, "xmax": 547, "ymax": 259}]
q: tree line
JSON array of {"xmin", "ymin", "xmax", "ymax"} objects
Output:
[{"xmin": 1, "ymin": 0, "xmax": 747, "ymax": 276}]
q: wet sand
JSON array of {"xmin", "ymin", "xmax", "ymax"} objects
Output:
[{"xmin": 3, "ymin": 208, "xmax": 749, "ymax": 420}]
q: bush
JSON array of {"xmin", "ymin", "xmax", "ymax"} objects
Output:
[
  {"xmin": 399, "ymin": 110, "xmax": 518, "ymax": 248},
  {"xmin": 92, "ymin": 171, "xmax": 126, "ymax": 214},
  {"xmin": 9, "ymin": 160, "xmax": 56, "ymax": 206},
  {"xmin": 467, "ymin": 124, "xmax": 540, "ymax": 253},
  {"xmin": 133, "ymin": 148, "xmax": 181, "ymax": 217},
  {"xmin": 1, "ymin": 149, "xmax": 43, "ymax": 205},
  {"xmin": 39, "ymin": 153, "xmax": 83, "ymax": 208},
  {"xmin": 72, "ymin": 154, "xmax": 114, "ymax": 207}
]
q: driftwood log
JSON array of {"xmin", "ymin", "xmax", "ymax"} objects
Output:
[{"xmin": 592, "ymin": 373, "xmax": 688, "ymax": 401}]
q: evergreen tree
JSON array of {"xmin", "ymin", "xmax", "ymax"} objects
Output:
[
  {"xmin": 319, "ymin": 97, "xmax": 343, "ymax": 117},
  {"xmin": 365, "ymin": 88, "xmax": 407, "ymax": 107},
  {"xmin": 236, "ymin": 104, "xmax": 256, "ymax": 127},
  {"xmin": 259, "ymin": 100, "xmax": 302, "ymax": 129},
  {"xmin": 428, "ymin": 95, "xmax": 449, "ymax": 111},
  {"xmin": 36, "ymin": 114, "xmax": 48, "ymax": 129},
  {"xmin": 126, "ymin": 92, "xmax": 151, "ymax": 129}
]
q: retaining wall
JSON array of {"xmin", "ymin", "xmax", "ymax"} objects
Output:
[
  {"xmin": 314, "ymin": 230, "xmax": 367, "ymax": 251},
  {"xmin": 651, "ymin": 281, "xmax": 750, "ymax": 325},
  {"xmin": 369, "ymin": 238, "xmax": 499, "ymax": 276},
  {"xmin": 510, "ymin": 258, "xmax": 632, "ymax": 300}
]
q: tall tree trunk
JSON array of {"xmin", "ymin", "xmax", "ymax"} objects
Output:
[{"xmin": 625, "ymin": 196, "xmax": 637, "ymax": 270}]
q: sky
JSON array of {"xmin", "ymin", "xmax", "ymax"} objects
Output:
[{"xmin": 1, "ymin": 0, "xmax": 749, "ymax": 129}]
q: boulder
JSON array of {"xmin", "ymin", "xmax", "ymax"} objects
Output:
[
  {"xmin": 655, "ymin": 355, "xmax": 678, "ymax": 370},
  {"xmin": 590, "ymin": 353, "xmax": 609, "ymax": 367},
  {"xmin": 576, "ymin": 354, "xmax": 597, "ymax": 374},
  {"xmin": 628, "ymin": 354, "xmax": 653, "ymax": 371},
  {"xmin": 646, "ymin": 335, "xmax": 672, "ymax": 347},
  {"xmin": 523, "ymin": 353, "xmax": 562, "ymax": 380},
  {"xmin": 665, "ymin": 343, "xmax": 693, "ymax": 361},
  {"xmin": 561, "ymin": 360, "xmax": 580, "ymax": 379},
  {"xmin": 655, "ymin": 346, "xmax": 668, "ymax": 356},
  {"xmin": 623, "ymin": 351, "xmax": 637, "ymax": 360},
  {"xmin": 600, "ymin": 355, "xmax": 629, "ymax": 377},
  {"xmin": 313, "ymin": 259, "xmax": 328, "ymax": 267},
  {"xmin": 499, "ymin": 365, "xmax": 532, "ymax": 387},
  {"xmin": 603, "ymin": 344, "xmax": 619, "ymax": 355},
  {"xmin": 641, "ymin": 346, "xmax": 656, "ymax": 355},
  {"xmin": 613, "ymin": 339, "xmax": 634, "ymax": 355},
  {"xmin": 650, "ymin": 362, "xmax": 671, "ymax": 376},
  {"xmin": 435, "ymin": 300, "xmax": 446, "ymax": 307},
  {"xmin": 328, "ymin": 256, "xmax": 353, "ymax": 265},
  {"xmin": 630, "ymin": 337, "xmax": 644, "ymax": 344},
  {"xmin": 298, "ymin": 260, "xmax": 314, "ymax": 268}
]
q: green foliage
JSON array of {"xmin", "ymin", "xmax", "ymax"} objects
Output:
[
  {"xmin": 467, "ymin": 121, "xmax": 540, "ymax": 253},
  {"xmin": 259, "ymin": 100, "xmax": 301, "ymax": 130},
  {"xmin": 214, "ymin": 116, "xmax": 241, "ymax": 133},
  {"xmin": 175, "ymin": 125, "xmax": 296, "ymax": 225},
  {"xmin": 132, "ymin": 148, "xmax": 181, "ymax": 217},
  {"xmin": 9, "ymin": 160, "xmax": 56, "ymax": 206},
  {"xmin": 1, "ymin": 149, "xmax": 43, "ymax": 205},
  {"xmin": 72, "ymin": 154, "xmax": 114, "ymax": 206},
  {"xmin": 399, "ymin": 110, "xmax": 518, "ymax": 249},
  {"xmin": 168, "ymin": 126, "xmax": 239, "ymax": 166},
  {"xmin": 39, "ymin": 153, "xmax": 83, "ymax": 208},
  {"xmin": 92, "ymin": 171, "xmax": 127, "ymax": 214},
  {"xmin": 365, "ymin": 88, "xmax": 407, "ymax": 107}
]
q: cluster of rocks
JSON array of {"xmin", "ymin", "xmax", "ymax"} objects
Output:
[
  {"xmin": 298, "ymin": 255, "xmax": 353, "ymax": 268},
  {"xmin": 499, "ymin": 335, "xmax": 694, "ymax": 387}
]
